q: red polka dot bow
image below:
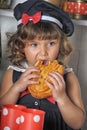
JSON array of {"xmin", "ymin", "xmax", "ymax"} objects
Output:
[{"xmin": 22, "ymin": 12, "xmax": 42, "ymax": 25}]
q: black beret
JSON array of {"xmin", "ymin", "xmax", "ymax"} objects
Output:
[{"xmin": 14, "ymin": 0, "xmax": 74, "ymax": 36}]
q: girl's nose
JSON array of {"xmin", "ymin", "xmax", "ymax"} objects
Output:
[{"xmin": 40, "ymin": 46, "xmax": 48, "ymax": 56}]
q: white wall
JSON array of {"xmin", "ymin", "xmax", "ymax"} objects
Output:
[
  {"xmin": 69, "ymin": 24, "xmax": 87, "ymax": 130},
  {"xmin": 0, "ymin": 15, "xmax": 17, "ymax": 82}
]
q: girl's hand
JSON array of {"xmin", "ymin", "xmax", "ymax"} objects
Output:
[
  {"xmin": 45, "ymin": 72, "xmax": 66, "ymax": 102},
  {"xmin": 13, "ymin": 66, "xmax": 40, "ymax": 93}
]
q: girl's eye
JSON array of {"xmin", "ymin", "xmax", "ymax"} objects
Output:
[
  {"xmin": 48, "ymin": 42, "xmax": 55, "ymax": 46},
  {"xmin": 30, "ymin": 43, "xmax": 38, "ymax": 47}
]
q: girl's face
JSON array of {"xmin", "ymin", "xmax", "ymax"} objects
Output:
[{"xmin": 24, "ymin": 38, "xmax": 60, "ymax": 66}]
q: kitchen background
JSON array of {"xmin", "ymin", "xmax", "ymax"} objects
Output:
[{"xmin": 0, "ymin": 0, "xmax": 87, "ymax": 130}]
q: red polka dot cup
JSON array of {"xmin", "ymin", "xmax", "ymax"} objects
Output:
[
  {"xmin": 19, "ymin": 108, "xmax": 45, "ymax": 130},
  {"xmin": 1, "ymin": 104, "xmax": 26, "ymax": 130}
]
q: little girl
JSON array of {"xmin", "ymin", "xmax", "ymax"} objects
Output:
[{"xmin": 0, "ymin": 0, "xmax": 85, "ymax": 130}]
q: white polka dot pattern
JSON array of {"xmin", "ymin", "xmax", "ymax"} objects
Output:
[
  {"xmin": 16, "ymin": 117, "xmax": 21, "ymax": 124},
  {"xmin": 20, "ymin": 115, "xmax": 25, "ymax": 123},
  {"xmin": 4, "ymin": 126, "xmax": 10, "ymax": 130},
  {"xmin": 33, "ymin": 115, "xmax": 40, "ymax": 122},
  {"xmin": 3, "ymin": 108, "xmax": 8, "ymax": 116},
  {"xmin": 1, "ymin": 105, "xmax": 45, "ymax": 130}
]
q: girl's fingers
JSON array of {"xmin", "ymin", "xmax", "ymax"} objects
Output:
[
  {"xmin": 47, "ymin": 73, "xmax": 59, "ymax": 88},
  {"xmin": 53, "ymin": 72, "xmax": 65, "ymax": 83},
  {"xmin": 45, "ymin": 80, "xmax": 54, "ymax": 89},
  {"xmin": 27, "ymin": 73, "xmax": 41, "ymax": 80},
  {"xmin": 46, "ymin": 71, "xmax": 65, "ymax": 90},
  {"xmin": 28, "ymin": 80, "xmax": 39, "ymax": 85},
  {"xmin": 48, "ymin": 72, "xmax": 65, "ymax": 85},
  {"xmin": 23, "ymin": 66, "xmax": 40, "ymax": 77}
]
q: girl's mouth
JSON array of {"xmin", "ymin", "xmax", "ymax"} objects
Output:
[
  {"xmin": 35, "ymin": 59, "xmax": 50, "ymax": 66},
  {"xmin": 42, "ymin": 60, "xmax": 50, "ymax": 66}
]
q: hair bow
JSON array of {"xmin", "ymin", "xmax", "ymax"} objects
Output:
[{"xmin": 22, "ymin": 12, "xmax": 41, "ymax": 25}]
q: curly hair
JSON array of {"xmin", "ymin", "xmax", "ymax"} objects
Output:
[{"xmin": 7, "ymin": 22, "xmax": 73, "ymax": 67}]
